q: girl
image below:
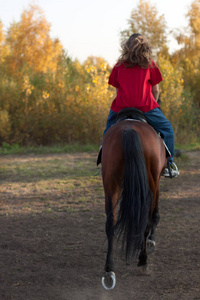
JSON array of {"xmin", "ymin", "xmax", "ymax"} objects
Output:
[{"xmin": 102, "ymin": 33, "xmax": 179, "ymax": 177}]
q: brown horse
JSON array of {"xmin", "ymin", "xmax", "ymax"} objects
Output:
[{"xmin": 101, "ymin": 116, "xmax": 167, "ymax": 289}]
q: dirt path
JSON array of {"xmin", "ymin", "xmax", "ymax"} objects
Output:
[{"xmin": 0, "ymin": 152, "xmax": 200, "ymax": 299}]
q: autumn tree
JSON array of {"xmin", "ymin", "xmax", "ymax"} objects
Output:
[
  {"xmin": 0, "ymin": 21, "xmax": 10, "ymax": 67},
  {"xmin": 157, "ymin": 54, "xmax": 185, "ymax": 137},
  {"xmin": 173, "ymin": 0, "xmax": 200, "ymax": 106},
  {"xmin": 121, "ymin": 0, "xmax": 167, "ymax": 57},
  {"xmin": 0, "ymin": 2, "xmax": 198, "ymax": 146},
  {"xmin": 0, "ymin": 21, "xmax": 4, "ymax": 62},
  {"xmin": 81, "ymin": 57, "xmax": 114, "ymax": 142},
  {"xmin": 4, "ymin": 4, "xmax": 63, "ymax": 77},
  {"xmin": 0, "ymin": 5, "xmax": 64, "ymax": 144}
]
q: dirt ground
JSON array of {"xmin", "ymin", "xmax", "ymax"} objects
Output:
[{"xmin": 0, "ymin": 151, "xmax": 200, "ymax": 300}]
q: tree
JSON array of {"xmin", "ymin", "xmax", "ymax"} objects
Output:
[
  {"xmin": 157, "ymin": 54, "xmax": 185, "ymax": 138},
  {"xmin": 0, "ymin": 21, "xmax": 4, "ymax": 54},
  {"xmin": 120, "ymin": 0, "xmax": 167, "ymax": 57},
  {"xmin": 0, "ymin": 21, "xmax": 9, "ymax": 65},
  {"xmin": 4, "ymin": 5, "xmax": 63, "ymax": 77},
  {"xmin": 173, "ymin": 0, "xmax": 200, "ymax": 106},
  {"xmin": 187, "ymin": 0, "xmax": 200, "ymax": 48}
]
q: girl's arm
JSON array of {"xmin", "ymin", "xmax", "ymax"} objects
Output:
[{"xmin": 152, "ymin": 84, "xmax": 159, "ymax": 101}]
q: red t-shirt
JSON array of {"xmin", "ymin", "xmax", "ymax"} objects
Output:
[{"xmin": 108, "ymin": 60, "xmax": 163, "ymax": 113}]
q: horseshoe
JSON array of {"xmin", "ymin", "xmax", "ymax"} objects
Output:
[{"xmin": 101, "ymin": 271, "xmax": 116, "ymax": 290}]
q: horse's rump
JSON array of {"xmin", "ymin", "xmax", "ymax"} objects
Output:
[{"xmin": 102, "ymin": 120, "xmax": 166, "ymax": 176}]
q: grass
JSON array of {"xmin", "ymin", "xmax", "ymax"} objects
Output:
[
  {"xmin": 0, "ymin": 152, "xmax": 103, "ymax": 216},
  {"xmin": 175, "ymin": 142, "xmax": 200, "ymax": 151},
  {"xmin": 0, "ymin": 154, "xmax": 97, "ymax": 182},
  {"xmin": 0, "ymin": 142, "xmax": 99, "ymax": 155},
  {"xmin": 0, "ymin": 140, "xmax": 199, "ymax": 156},
  {"xmin": 0, "ymin": 143, "xmax": 194, "ymax": 216},
  {"xmin": 175, "ymin": 152, "xmax": 190, "ymax": 166}
]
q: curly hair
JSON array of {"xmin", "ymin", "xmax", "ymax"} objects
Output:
[{"xmin": 118, "ymin": 33, "xmax": 152, "ymax": 68}]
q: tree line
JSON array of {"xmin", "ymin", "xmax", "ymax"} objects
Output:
[{"xmin": 0, "ymin": 1, "xmax": 199, "ymax": 146}]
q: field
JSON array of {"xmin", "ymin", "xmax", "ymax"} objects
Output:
[{"xmin": 0, "ymin": 151, "xmax": 200, "ymax": 300}]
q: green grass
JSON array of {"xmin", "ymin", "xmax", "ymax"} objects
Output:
[
  {"xmin": 175, "ymin": 152, "xmax": 190, "ymax": 164},
  {"xmin": 0, "ymin": 151, "xmax": 103, "ymax": 215},
  {"xmin": 0, "ymin": 154, "xmax": 98, "ymax": 182},
  {"xmin": 0, "ymin": 142, "xmax": 99, "ymax": 155},
  {"xmin": 176, "ymin": 142, "xmax": 200, "ymax": 151},
  {"xmin": 0, "ymin": 145, "xmax": 198, "ymax": 217},
  {"xmin": 0, "ymin": 140, "xmax": 200, "ymax": 156}
]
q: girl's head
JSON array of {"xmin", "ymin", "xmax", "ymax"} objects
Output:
[{"xmin": 119, "ymin": 33, "xmax": 152, "ymax": 68}]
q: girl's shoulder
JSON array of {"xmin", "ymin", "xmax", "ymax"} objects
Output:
[
  {"xmin": 114, "ymin": 61, "xmax": 125, "ymax": 68},
  {"xmin": 150, "ymin": 60, "xmax": 159, "ymax": 69},
  {"xmin": 114, "ymin": 61, "xmax": 139, "ymax": 70}
]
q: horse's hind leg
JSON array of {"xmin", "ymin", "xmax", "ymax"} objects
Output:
[
  {"xmin": 102, "ymin": 193, "xmax": 118, "ymax": 290},
  {"xmin": 149, "ymin": 207, "xmax": 160, "ymax": 242},
  {"xmin": 138, "ymin": 226, "xmax": 150, "ymax": 267},
  {"xmin": 105, "ymin": 195, "xmax": 114, "ymax": 272},
  {"xmin": 104, "ymin": 193, "xmax": 118, "ymax": 272},
  {"xmin": 147, "ymin": 207, "xmax": 160, "ymax": 253},
  {"xmin": 138, "ymin": 178, "xmax": 160, "ymax": 265},
  {"xmin": 102, "ymin": 186, "xmax": 119, "ymax": 290},
  {"xmin": 147, "ymin": 184, "xmax": 160, "ymax": 254},
  {"xmin": 138, "ymin": 209, "xmax": 158, "ymax": 266}
]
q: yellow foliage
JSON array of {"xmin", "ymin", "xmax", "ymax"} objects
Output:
[
  {"xmin": 22, "ymin": 75, "xmax": 34, "ymax": 95},
  {"xmin": 0, "ymin": 4, "xmax": 198, "ymax": 145},
  {"xmin": 157, "ymin": 54, "xmax": 185, "ymax": 134},
  {"xmin": 5, "ymin": 4, "xmax": 63, "ymax": 76},
  {"xmin": 42, "ymin": 91, "xmax": 49, "ymax": 99},
  {"xmin": 75, "ymin": 59, "xmax": 115, "ymax": 141},
  {"xmin": 121, "ymin": 0, "xmax": 167, "ymax": 56},
  {"xmin": 0, "ymin": 21, "xmax": 4, "ymax": 46},
  {"xmin": 0, "ymin": 110, "xmax": 11, "ymax": 141},
  {"xmin": 0, "ymin": 21, "xmax": 10, "ymax": 63},
  {"xmin": 187, "ymin": 0, "xmax": 200, "ymax": 38}
]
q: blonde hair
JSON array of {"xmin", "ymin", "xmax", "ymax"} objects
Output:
[{"xmin": 118, "ymin": 33, "xmax": 152, "ymax": 68}]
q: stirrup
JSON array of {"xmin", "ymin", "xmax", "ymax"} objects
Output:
[
  {"xmin": 171, "ymin": 162, "xmax": 179, "ymax": 173},
  {"xmin": 162, "ymin": 162, "xmax": 179, "ymax": 178}
]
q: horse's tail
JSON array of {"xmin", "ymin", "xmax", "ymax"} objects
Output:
[{"xmin": 115, "ymin": 127, "xmax": 152, "ymax": 261}]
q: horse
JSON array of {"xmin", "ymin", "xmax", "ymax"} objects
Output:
[{"xmin": 100, "ymin": 109, "xmax": 167, "ymax": 290}]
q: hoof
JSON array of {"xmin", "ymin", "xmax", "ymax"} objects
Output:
[
  {"xmin": 102, "ymin": 271, "xmax": 116, "ymax": 290},
  {"xmin": 136, "ymin": 265, "xmax": 151, "ymax": 276},
  {"xmin": 147, "ymin": 239, "xmax": 155, "ymax": 254},
  {"xmin": 137, "ymin": 261, "xmax": 147, "ymax": 267}
]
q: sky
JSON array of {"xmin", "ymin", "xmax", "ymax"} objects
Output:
[{"xmin": 0, "ymin": 0, "xmax": 193, "ymax": 66}]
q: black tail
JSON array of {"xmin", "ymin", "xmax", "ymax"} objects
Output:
[{"xmin": 115, "ymin": 128, "xmax": 152, "ymax": 260}]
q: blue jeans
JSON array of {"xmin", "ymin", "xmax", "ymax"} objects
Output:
[{"xmin": 103, "ymin": 108, "xmax": 174, "ymax": 163}]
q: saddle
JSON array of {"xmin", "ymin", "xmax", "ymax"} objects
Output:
[
  {"xmin": 117, "ymin": 108, "xmax": 147, "ymax": 123},
  {"xmin": 97, "ymin": 108, "xmax": 170, "ymax": 166}
]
